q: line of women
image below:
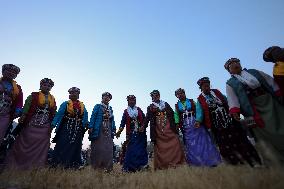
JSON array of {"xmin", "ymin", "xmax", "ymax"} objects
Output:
[{"xmin": 0, "ymin": 46, "xmax": 283, "ymax": 172}]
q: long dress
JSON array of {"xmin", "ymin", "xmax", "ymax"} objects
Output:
[
  {"xmin": 198, "ymin": 90, "xmax": 262, "ymax": 166},
  {"xmin": 154, "ymin": 111, "xmax": 185, "ymax": 170},
  {"xmin": 175, "ymin": 99, "xmax": 221, "ymax": 166},
  {"xmin": 6, "ymin": 107, "xmax": 51, "ymax": 170},
  {"xmin": 52, "ymin": 110, "xmax": 84, "ymax": 169},
  {"xmin": 251, "ymin": 92, "xmax": 284, "ymax": 162},
  {"xmin": 91, "ymin": 118, "xmax": 114, "ymax": 171},
  {"xmin": 0, "ymin": 108, "xmax": 11, "ymax": 144},
  {"xmin": 226, "ymin": 70, "xmax": 284, "ymax": 164},
  {"xmin": 0, "ymin": 80, "xmax": 23, "ymax": 145},
  {"xmin": 210, "ymin": 115, "xmax": 261, "ymax": 166},
  {"xmin": 123, "ymin": 132, "xmax": 148, "ymax": 172},
  {"xmin": 121, "ymin": 108, "xmax": 148, "ymax": 172},
  {"xmin": 0, "ymin": 113, "xmax": 11, "ymax": 166}
]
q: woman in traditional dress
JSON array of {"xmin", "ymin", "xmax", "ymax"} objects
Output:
[
  {"xmin": 225, "ymin": 58, "xmax": 284, "ymax": 164},
  {"xmin": 196, "ymin": 77, "xmax": 262, "ymax": 167},
  {"xmin": 0, "ymin": 64, "xmax": 23, "ymax": 166},
  {"xmin": 144, "ymin": 90, "xmax": 185, "ymax": 170},
  {"xmin": 116, "ymin": 95, "xmax": 148, "ymax": 172},
  {"xmin": 5, "ymin": 78, "xmax": 56, "ymax": 170},
  {"xmin": 174, "ymin": 88, "xmax": 221, "ymax": 166},
  {"xmin": 0, "ymin": 64, "xmax": 23, "ymax": 145},
  {"xmin": 263, "ymin": 46, "xmax": 284, "ymax": 96},
  {"xmin": 51, "ymin": 87, "xmax": 88, "ymax": 169},
  {"xmin": 88, "ymin": 92, "xmax": 116, "ymax": 172}
]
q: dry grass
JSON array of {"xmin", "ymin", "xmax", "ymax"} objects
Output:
[{"xmin": 0, "ymin": 163, "xmax": 284, "ymax": 189}]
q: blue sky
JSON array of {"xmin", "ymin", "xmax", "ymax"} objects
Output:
[{"xmin": 0, "ymin": 0, "xmax": 283, "ymax": 148}]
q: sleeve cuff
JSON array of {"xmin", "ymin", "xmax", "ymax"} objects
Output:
[
  {"xmin": 50, "ymin": 123, "xmax": 56, "ymax": 128},
  {"xmin": 14, "ymin": 108, "xmax": 23, "ymax": 117},
  {"xmin": 229, "ymin": 107, "xmax": 240, "ymax": 114}
]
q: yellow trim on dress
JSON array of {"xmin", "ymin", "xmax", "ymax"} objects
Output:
[
  {"xmin": 12, "ymin": 80, "xmax": 19, "ymax": 100},
  {"xmin": 38, "ymin": 91, "xmax": 55, "ymax": 108},
  {"xmin": 67, "ymin": 100, "xmax": 84, "ymax": 116},
  {"xmin": 0, "ymin": 78, "xmax": 19, "ymax": 100},
  {"xmin": 273, "ymin": 61, "xmax": 284, "ymax": 76}
]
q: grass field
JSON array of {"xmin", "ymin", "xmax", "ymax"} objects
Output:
[{"xmin": 1, "ymin": 163, "xmax": 284, "ymax": 189}]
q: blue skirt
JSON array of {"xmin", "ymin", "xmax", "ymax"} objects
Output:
[
  {"xmin": 183, "ymin": 117, "xmax": 221, "ymax": 166},
  {"xmin": 52, "ymin": 121, "xmax": 83, "ymax": 169},
  {"xmin": 123, "ymin": 132, "xmax": 148, "ymax": 172}
]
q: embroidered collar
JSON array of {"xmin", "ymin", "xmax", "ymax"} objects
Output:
[
  {"xmin": 67, "ymin": 100, "xmax": 84, "ymax": 115},
  {"xmin": 178, "ymin": 98, "xmax": 191, "ymax": 111},
  {"xmin": 152, "ymin": 100, "xmax": 166, "ymax": 111},
  {"xmin": 127, "ymin": 106, "xmax": 138, "ymax": 118},
  {"xmin": 101, "ymin": 102, "xmax": 113, "ymax": 118},
  {"xmin": 202, "ymin": 90, "xmax": 223, "ymax": 105},
  {"xmin": 101, "ymin": 102, "xmax": 110, "ymax": 110},
  {"xmin": 233, "ymin": 69, "xmax": 260, "ymax": 89}
]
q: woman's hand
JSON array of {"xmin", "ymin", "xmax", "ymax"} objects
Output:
[
  {"xmin": 232, "ymin": 113, "xmax": 240, "ymax": 121},
  {"xmin": 139, "ymin": 126, "xmax": 144, "ymax": 132},
  {"xmin": 18, "ymin": 115, "xmax": 26, "ymax": 124},
  {"xmin": 194, "ymin": 121, "xmax": 200, "ymax": 128},
  {"xmin": 115, "ymin": 131, "xmax": 121, "ymax": 138},
  {"xmin": 88, "ymin": 128, "xmax": 93, "ymax": 134}
]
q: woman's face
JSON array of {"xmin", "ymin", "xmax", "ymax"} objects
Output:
[
  {"xmin": 151, "ymin": 93, "xmax": 160, "ymax": 102},
  {"xmin": 176, "ymin": 92, "xmax": 186, "ymax": 101},
  {"xmin": 102, "ymin": 95, "xmax": 111, "ymax": 104},
  {"xmin": 229, "ymin": 62, "xmax": 242, "ymax": 75},
  {"xmin": 201, "ymin": 82, "xmax": 211, "ymax": 94},
  {"xmin": 69, "ymin": 92, "xmax": 79, "ymax": 101},
  {"xmin": 40, "ymin": 83, "xmax": 52, "ymax": 94},
  {"xmin": 128, "ymin": 98, "xmax": 136, "ymax": 108}
]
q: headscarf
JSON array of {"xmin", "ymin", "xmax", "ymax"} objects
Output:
[
  {"xmin": 150, "ymin": 90, "xmax": 160, "ymax": 97},
  {"xmin": 68, "ymin": 87, "xmax": 80, "ymax": 94},
  {"xmin": 127, "ymin": 95, "xmax": 136, "ymax": 101},
  {"xmin": 224, "ymin": 58, "xmax": 240, "ymax": 71},
  {"xmin": 175, "ymin": 88, "xmax": 185, "ymax": 97},
  {"xmin": 102, "ymin": 92, "xmax": 112, "ymax": 100},
  {"xmin": 2, "ymin": 64, "xmax": 20, "ymax": 74},
  {"xmin": 197, "ymin": 77, "xmax": 210, "ymax": 87},
  {"xmin": 40, "ymin": 78, "xmax": 54, "ymax": 87}
]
